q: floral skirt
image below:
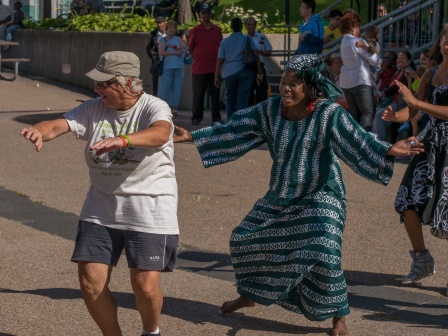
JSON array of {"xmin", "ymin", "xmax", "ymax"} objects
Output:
[{"xmin": 395, "ymin": 121, "xmax": 448, "ymax": 238}]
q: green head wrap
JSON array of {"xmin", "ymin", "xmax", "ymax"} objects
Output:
[{"xmin": 285, "ymin": 54, "xmax": 343, "ymax": 101}]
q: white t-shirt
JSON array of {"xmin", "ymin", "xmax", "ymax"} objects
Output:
[{"xmin": 64, "ymin": 93, "xmax": 179, "ymax": 234}]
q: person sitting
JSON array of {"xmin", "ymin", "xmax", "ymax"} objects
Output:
[
  {"xmin": 191, "ymin": 0, "xmax": 217, "ymax": 21},
  {"xmin": 3, "ymin": 1, "xmax": 24, "ymax": 49},
  {"xmin": 85, "ymin": 0, "xmax": 106, "ymax": 13},
  {"xmin": 372, "ymin": 51, "xmax": 416, "ymax": 142}
]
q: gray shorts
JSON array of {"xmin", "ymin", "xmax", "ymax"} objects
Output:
[{"xmin": 71, "ymin": 220, "xmax": 178, "ymax": 271}]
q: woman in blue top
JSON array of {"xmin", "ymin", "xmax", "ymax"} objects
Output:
[{"xmin": 158, "ymin": 20, "xmax": 186, "ymax": 115}]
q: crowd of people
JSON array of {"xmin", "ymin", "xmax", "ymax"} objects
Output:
[{"xmin": 13, "ymin": 1, "xmax": 448, "ymax": 336}]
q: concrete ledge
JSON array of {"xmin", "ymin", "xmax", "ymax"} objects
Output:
[{"xmin": 7, "ymin": 30, "xmax": 298, "ymax": 109}]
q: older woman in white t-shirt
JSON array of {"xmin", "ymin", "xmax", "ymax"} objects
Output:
[{"xmin": 339, "ymin": 12, "xmax": 381, "ymax": 131}]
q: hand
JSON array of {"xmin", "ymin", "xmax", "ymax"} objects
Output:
[
  {"xmin": 173, "ymin": 125, "xmax": 193, "ymax": 142},
  {"xmin": 20, "ymin": 127, "xmax": 43, "ymax": 152},
  {"xmin": 355, "ymin": 40, "xmax": 364, "ymax": 47},
  {"xmin": 381, "ymin": 105, "xmax": 397, "ymax": 122},
  {"xmin": 396, "ymin": 80, "xmax": 418, "ymax": 107},
  {"xmin": 89, "ymin": 137, "xmax": 123, "ymax": 156},
  {"xmin": 299, "ymin": 33, "xmax": 306, "ymax": 41},
  {"xmin": 214, "ymin": 77, "xmax": 221, "ymax": 88},
  {"xmin": 387, "ymin": 136, "xmax": 424, "ymax": 156}
]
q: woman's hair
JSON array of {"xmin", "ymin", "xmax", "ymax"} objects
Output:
[
  {"xmin": 115, "ymin": 76, "xmax": 143, "ymax": 93},
  {"xmin": 340, "ymin": 13, "xmax": 361, "ymax": 34},
  {"xmin": 231, "ymin": 18, "xmax": 243, "ymax": 32},
  {"xmin": 398, "ymin": 51, "xmax": 416, "ymax": 70},
  {"xmin": 428, "ymin": 23, "xmax": 448, "ymax": 65},
  {"xmin": 166, "ymin": 20, "xmax": 177, "ymax": 30},
  {"xmin": 384, "ymin": 50, "xmax": 397, "ymax": 63}
]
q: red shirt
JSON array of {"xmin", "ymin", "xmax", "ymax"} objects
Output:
[{"xmin": 189, "ymin": 22, "xmax": 223, "ymax": 75}]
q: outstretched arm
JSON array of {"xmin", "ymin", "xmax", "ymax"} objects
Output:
[
  {"xmin": 20, "ymin": 118, "xmax": 70, "ymax": 152},
  {"xmin": 90, "ymin": 120, "xmax": 171, "ymax": 156}
]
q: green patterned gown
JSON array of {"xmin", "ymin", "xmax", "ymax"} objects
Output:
[{"xmin": 191, "ymin": 96, "xmax": 394, "ymax": 321}]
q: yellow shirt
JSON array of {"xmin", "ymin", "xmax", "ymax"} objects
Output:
[{"xmin": 324, "ymin": 26, "xmax": 342, "ymax": 42}]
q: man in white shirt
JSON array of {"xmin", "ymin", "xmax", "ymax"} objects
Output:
[
  {"xmin": 20, "ymin": 51, "xmax": 178, "ymax": 336},
  {"xmin": 0, "ymin": 0, "xmax": 13, "ymax": 38}
]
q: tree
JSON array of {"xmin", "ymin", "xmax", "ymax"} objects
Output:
[{"xmin": 177, "ymin": 0, "xmax": 192, "ymax": 24}]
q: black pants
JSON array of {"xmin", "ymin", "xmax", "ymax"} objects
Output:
[
  {"xmin": 249, "ymin": 63, "xmax": 268, "ymax": 106},
  {"xmin": 151, "ymin": 63, "xmax": 159, "ymax": 97},
  {"xmin": 192, "ymin": 73, "xmax": 222, "ymax": 123}
]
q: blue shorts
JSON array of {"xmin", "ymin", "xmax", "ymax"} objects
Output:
[{"xmin": 71, "ymin": 220, "xmax": 178, "ymax": 271}]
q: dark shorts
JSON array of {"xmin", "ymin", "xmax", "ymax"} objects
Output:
[{"xmin": 71, "ymin": 220, "xmax": 178, "ymax": 272}]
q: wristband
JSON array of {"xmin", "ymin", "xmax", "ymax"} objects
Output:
[{"xmin": 119, "ymin": 134, "xmax": 132, "ymax": 148}]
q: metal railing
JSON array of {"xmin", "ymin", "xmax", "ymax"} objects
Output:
[{"xmin": 320, "ymin": 0, "xmax": 440, "ymax": 60}]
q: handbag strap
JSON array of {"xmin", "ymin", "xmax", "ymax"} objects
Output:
[{"xmin": 160, "ymin": 37, "xmax": 168, "ymax": 61}]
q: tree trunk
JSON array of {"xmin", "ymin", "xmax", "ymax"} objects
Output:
[{"xmin": 177, "ymin": 0, "xmax": 192, "ymax": 24}]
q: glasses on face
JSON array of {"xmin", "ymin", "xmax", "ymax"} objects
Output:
[{"xmin": 94, "ymin": 79, "xmax": 117, "ymax": 88}]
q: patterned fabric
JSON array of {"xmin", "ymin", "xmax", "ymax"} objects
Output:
[
  {"xmin": 395, "ymin": 84, "xmax": 448, "ymax": 238},
  {"xmin": 192, "ymin": 96, "xmax": 394, "ymax": 321},
  {"xmin": 285, "ymin": 55, "xmax": 343, "ymax": 101}
]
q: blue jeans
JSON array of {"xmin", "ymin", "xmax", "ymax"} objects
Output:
[
  {"xmin": 343, "ymin": 85, "xmax": 375, "ymax": 131},
  {"xmin": 372, "ymin": 102, "xmax": 398, "ymax": 141},
  {"xmin": 4, "ymin": 24, "xmax": 21, "ymax": 41},
  {"xmin": 158, "ymin": 68, "xmax": 184, "ymax": 108},
  {"xmin": 223, "ymin": 67, "xmax": 253, "ymax": 120}
]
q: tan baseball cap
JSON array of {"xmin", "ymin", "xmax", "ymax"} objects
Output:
[{"xmin": 85, "ymin": 51, "xmax": 140, "ymax": 81}]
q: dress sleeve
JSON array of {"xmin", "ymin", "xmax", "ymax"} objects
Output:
[
  {"xmin": 328, "ymin": 104, "xmax": 394, "ymax": 185},
  {"xmin": 192, "ymin": 102, "xmax": 268, "ymax": 168}
]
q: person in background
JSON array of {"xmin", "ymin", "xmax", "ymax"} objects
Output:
[
  {"xmin": 323, "ymin": 9, "xmax": 342, "ymax": 44},
  {"xmin": 20, "ymin": 51, "xmax": 179, "ymax": 336},
  {"xmin": 215, "ymin": 17, "xmax": 262, "ymax": 120},
  {"xmin": 419, "ymin": 49, "xmax": 437, "ymax": 69},
  {"xmin": 2, "ymin": 1, "xmax": 24, "ymax": 49},
  {"xmin": 154, "ymin": 0, "xmax": 177, "ymax": 18},
  {"xmin": 295, "ymin": 0, "xmax": 324, "ymax": 55},
  {"xmin": 356, "ymin": 25, "xmax": 382, "ymax": 93},
  {"xmin": 372, "ymin": 51, "xmax": 415, "ymax": 141},
  {"xmin": 158, "ymin": 20, "xmax": 186, "ymax": 116},
  {"xmin": 173, "ymin": 53, "xmax": 423, "ymax": 336},
  {"xmin": 245, "ymin": 16, "xmax": 272, "ymax": 106},
  {"xmin": 146, "ymin": 16, "xmax": 167, "ymax": 96},
  {"xmin": 191, "ymin": 0, "xmax": 217, "ymax": 21},
  {"xmin": 0, "ymin": 0, "xmax": 12, "ymax": 39},
  {"xmin": 329, "ymin": 52, "xmax": 348, "ymax": 110},
  {"xmin": 339, "ymin": 12, "xmax": 381, "ymax": 131},
  {"xmin": 189, "ymin": 3, "xmax": 223, "ymax": 125}
]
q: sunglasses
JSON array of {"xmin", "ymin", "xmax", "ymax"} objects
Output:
[{"xmin": 94, "ymin": 79, "xmax": 117, "ymax": 88}]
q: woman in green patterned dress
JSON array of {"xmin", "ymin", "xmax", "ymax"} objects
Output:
[{"xmin": 174, "ymin": 54, "xmax": 423, "ymax": 336}]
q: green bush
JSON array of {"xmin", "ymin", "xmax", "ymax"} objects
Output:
[{"xmin": 24, "ymin": 4, "xmax": 298, "ymax": 34}]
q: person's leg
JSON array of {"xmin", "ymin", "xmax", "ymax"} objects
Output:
[
  {"xmin": 403, "ymin": 209, "xmax": 425, "ymax": 252},
  {"xmin": 401, "ymin": 209, "xmax": 435, "ymax": 284},
  {"xmin": 78, "ymin": 262, "xmax": 122, "ymax": 336},
  {"xmin": 353, "ymin": 85, "xmax": 375, "ymax": 131},
  {"xmin": 219, "ymin": 295, "xmax": 255, "ymax": 315},
  {"xmin": 170, "ymin": 68, "xmax": 184, "ymax": 112},
  {"xmin": 4, "ymin": 25, "xmax": 20, "ymax": 41},
  {"xmin": 236, "ymin": 67, "xmax": 254, "ymax": 110},
  {"xmin": 255, "ymin": 65, "xmax": 268, "ymax": 104},
  {"xmin": 131, "ymin": 270, "xmax": 162, "ymax": 333},
  {"xmin": 208, "ymin": 73, "xmax": 222, "ymax": 121},
  {"xmin": 372, "ymin": 104, "xmax": 394, "ymax": 141},
  {"xmin": 224, "ymin": 73, "xmax": 238, "ymax": 120},
  {"xmin": 192, "ymin": 73, "xmax": 207, "ymax": 123},
  {"xmin": 152, "ymin": 69, "xmax": 159, "ymax": 96},
  {"xmin": 157, "ymin": 70, "xmax": 171, "ymax": 104},
  {"xmin": 342, "ymin": 88, "xmax": 361, "ymax": 124}
]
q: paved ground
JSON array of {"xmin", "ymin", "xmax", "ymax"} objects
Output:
[{"xmin": 1, "ymin": 74, "xmax": 448, "ymax": 336}]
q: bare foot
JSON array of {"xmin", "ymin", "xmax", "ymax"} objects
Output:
[
  {"xmin": 219, "ymin": 296, "xmax": 255, "ymax": 316},
  {"xmin": 332, "ymin": 316, "xmax": 349, "ymax": 336}
]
